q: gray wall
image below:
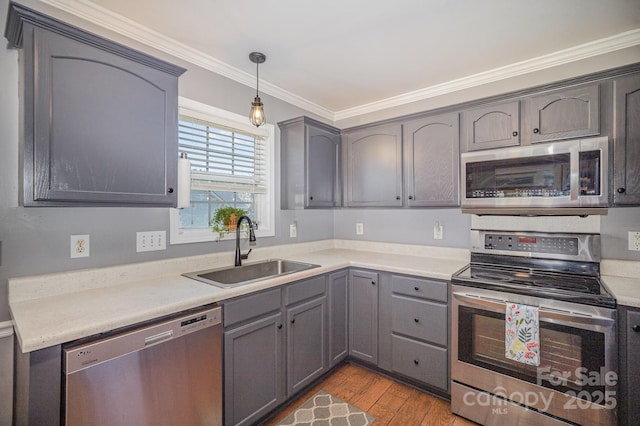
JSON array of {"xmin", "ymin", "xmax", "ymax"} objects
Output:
[{"xmin": 1, "ymin": 0, "xmax": 639, "ymax": 323}]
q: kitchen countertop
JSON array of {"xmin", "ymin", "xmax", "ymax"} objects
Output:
[
  {"xmin": 8, "ymin": 239, "xmax": 470, "ymax": 353},
  {"xmin": 601, "ymin": 259, "xmax": 640, "ymax": 309}
]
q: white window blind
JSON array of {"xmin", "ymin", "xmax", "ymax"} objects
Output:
[{"xmin": 178, "ymin": 116, "xmax": 267, "ymax": 193}]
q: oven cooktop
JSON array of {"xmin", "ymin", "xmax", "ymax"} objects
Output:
[
  {"xmin": 452, "ymin": 230, "xmax": 616, "ymax": 308},
  {"xmin": 452, "ymin": 262, "xmax": 616, "ymax": 308}
]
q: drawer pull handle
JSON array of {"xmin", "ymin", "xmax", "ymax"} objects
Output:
[
  {"xmin": 533, "ymin": 128, "xmax": 540, "ymax": 134},
  {"xmin": 414, "ymin": 318, "xmax": 419, "ymax": 323},
  {"xmin": 413, "ymin": 359, "xmax": 419, "ymax": 365},
  {"xmin": 633, "ymin": 325, "xmax": 640, "ymax": 332},
  {"xmin": 414, "ymin": 286, "xmax": 419, "ymax": 291},
  {"xmin": 371, "ymin": 281, "xmax": 376, "ymax": 285},
  {"xmin": 512, "ymin": 131, "xmax": 518, "ymax": 137},
  {"xmin": 291, "ymin": 319, "xmax": 296, "ymax": 324},
  {"xmin": 277, "ymin": 324, "xmax": 283, "ymax": 329}
]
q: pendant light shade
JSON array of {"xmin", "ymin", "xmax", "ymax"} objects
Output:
[{"xmin": 249, "ymin": 52, "xmax": 266, "ymax": 127}]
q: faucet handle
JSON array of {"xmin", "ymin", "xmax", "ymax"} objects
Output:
[{"xmin": 240, "ymin": 248, "xmax": 252, "ymax": 260}]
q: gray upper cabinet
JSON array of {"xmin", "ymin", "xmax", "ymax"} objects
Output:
[
  {"xmin": 523, "ymin": 84, "xmax": 600, "ymax": 144},
  {"xmin": 404, "ymin": 112, "xmax": 460, "ymax": 207},
  {"xmin": 279, "ymin": 117, "xmax": 341, "ymax": 209},
  {"xmin": 343, "ymin": 123, "xmax": 403, "ymax": 207},
  {"xmin": 6, "ymin": 4, "xmax": 185, "ymax": 206},
  {"xmin": 461, "ymin": 101, "xmax": 520, "ymax": 152},
  {"xmin": 613, "ymin": 73, "xmax": 640, "ymax": 205}
]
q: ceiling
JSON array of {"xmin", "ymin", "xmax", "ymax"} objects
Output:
[{"xmin": 40, "ymin": 0, "xmax": 640, "ymax": 120}]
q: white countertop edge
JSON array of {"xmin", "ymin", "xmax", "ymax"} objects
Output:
[
  {"xmin": 10, "ymin": 245, "xmax": 471, "ymax": 353},
  {"xmin": 8, "ymin": 239, "xmax": 469, "ymax": 303}
]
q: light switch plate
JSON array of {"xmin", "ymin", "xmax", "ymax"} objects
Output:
[
  {"xmin": 629, "ymin": 231, "xmax": 640, "ymax": 251},
  {"xmin": 136, "ymin": 231, "xmax": 166, "ymax": 252},
  {"xmin": 433, "ymin": 223, "xmax": 444, "ymax": 240},
  {"xmin": 289, "ymin": 223, "xmax": 297, "ymax": 238},
  {"xmin": 356, "ymin": 223, "xmax": 364, "ymax": 235}
]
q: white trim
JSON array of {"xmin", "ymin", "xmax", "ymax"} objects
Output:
[
  {"xmin": 334, "ymin": 29, "xmax": 640, "ymax": 121},
  {"xmin": 39, "ymin": 0, "xmax": 640, "ymax": 121},
  {"xmin": 0, "ymin": 321, "xmax": 14, "ymax": 339},
  {"xmin": 170, "ymin": 99, "xmax": 276, "ymax": 245}
]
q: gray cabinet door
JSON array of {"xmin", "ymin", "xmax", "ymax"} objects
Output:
[
  {"xmin": 524, "ymin": 84, "xmax": 600, "ymax": 144},
  {"xmin": 307, "ymin": 126, "xmax": 341, "ymax": 207},
  {"xmin": 404, "ymin": 112, "xmax": 460, "ymax": 207},
  {"xmin": 344, "ymin": 124, "xmax": 403, "ymax": 207},
  {"xmin": 286, "ymin": 297, "xmax": 327, "ymax": 395},
  {"xmin": 224, "ymin": 312, "xmax": 285, "ymax": 426},
  {"xmin": 613, "ymin": 74, "xmax": 640, "ymax": 205},
  {"xmin": 22, "ymin": 24, "xmax": 183, "ymax": 206},
  {"xmin": 279, "ymin": 116, "xmax": 340, "ymax": 209},
  {"xmin": 618, "ymin": 307, "xmax": 640, "ymax": 426},
  {"xmin": 349, "ymin": 270, "xmax": 379, "ymax": 364},
  {"xmin": 328, "ymin": 270, "xmax": 348, "ymax": 366},
  {"xmin": 461, "ymin": 101, "xmax": 520, "ymax": 151}
]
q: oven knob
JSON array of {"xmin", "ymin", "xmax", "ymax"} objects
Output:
[{"xmin": 633, "ymin": 325, "xmax": 640, "ymax": 332}]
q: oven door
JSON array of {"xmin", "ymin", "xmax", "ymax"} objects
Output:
[{"xmin": 451, "ymin": 284, "xmax": 617, "ymax": 426}]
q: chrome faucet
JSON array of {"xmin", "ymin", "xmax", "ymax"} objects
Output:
[{"xmin": 235, "ymin": 215, "xmax": 256, "ymax": 266}]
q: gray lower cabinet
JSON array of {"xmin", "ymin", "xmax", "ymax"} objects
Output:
[
  {"xmin": 286, "ymin": 296, "xmax": 327, "ymax": 394},
  {"xmin": 388, "ymin": 275, "xmax": 449, "ymax": 392},
  {"xmin": 461, "ymin": 100, "xmax": 520, "ymax": 151},
  {"xmin": 223, "ymin": 289, "xmax": 285, "ymax": 426},
  {"xmin": 223, "ymin": 276, "xmax": 328, "ymax": 426},
  {"xmin": 349, "ymin": 269, "xmax": 379, "ymax": 364},
  {"xmin": 618, "ymin": 306, "xmax": 640, "ymax": 426},
  {"xmin": 6, "ymin": 4, "xmax": 185, "ymax": 207},
  {"xmin": 343, "ymin": 124, "xmax": 403, "ymax": 207},
  {"xmin": 328, "ymin": 270, "xmax": 349, "ymax": 366},
  {"xmin": 613, "ymin": 73, "xmax": 640, "ymax": 205},
  {"xmin": 523, "ymin": 83, "xmax": 600, "ymax": 144},
  {"xmin": 403, "ymin": 112, "xmax": 460, "ymax": 206},
  {"xmin": 279, "ymin": 117, "xmax": 341, "ymax": 209}
]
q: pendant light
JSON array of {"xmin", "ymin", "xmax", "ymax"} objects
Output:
[{"xmin": 249, "ymin": 52, "xmax": 266, "ymax": 127}]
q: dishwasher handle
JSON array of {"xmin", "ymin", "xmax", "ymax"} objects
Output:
[{"xmin": 65, "ymin": 305, "xmax": 221, "ymax": 375}]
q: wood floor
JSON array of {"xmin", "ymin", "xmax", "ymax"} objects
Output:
[{"xmin": 265, "ymin": 362, "xmax": 477, "ymax": 426}]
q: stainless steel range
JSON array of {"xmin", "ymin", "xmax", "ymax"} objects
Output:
[{"xmin": 451, "ymin": 230, "xmax": 617, "ymax": 426}]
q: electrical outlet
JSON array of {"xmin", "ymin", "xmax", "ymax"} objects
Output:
[
  {"xmin": 136, "ymin": 231, "xmax": 166, "ymax": 252},
  {"xmin": 70, "ymin": 235, "xmax": 90, "ymax": 258},
  {"xmin": 289, "ymin": 223, "xmax": 297, "ymax": 238},
  {"xmin": 356, "ymin": 223, "xmax": 364, "ymax": 235},
  {"xmin": 433, "ymin": 222, "xmax": 444, "ymax": 240},
  {"xmin": 629, "ymin": 231, "xmax": 640, "ymax": 251}
]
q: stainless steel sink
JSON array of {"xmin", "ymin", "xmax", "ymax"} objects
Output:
[{"xmin": 183, "ymin": 259, "xmax": 320, "ymax": 289}]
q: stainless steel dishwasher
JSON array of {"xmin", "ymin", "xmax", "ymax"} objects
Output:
[{"xmin": 63, "ymin": 305, "xmax": 222, "ymax": 426}]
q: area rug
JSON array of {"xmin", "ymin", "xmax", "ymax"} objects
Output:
[{"xmin": 277, "ymin": 390, "xmax": 375, "ymax": 425}]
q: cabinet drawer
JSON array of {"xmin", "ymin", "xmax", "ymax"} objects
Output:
[
  {"xmin": 223, "ymin": 288, "xmax": 282, "ymax": 327},
  {"xmin": 392, "ymin": 275, "xmax": 447, "ymax": 302},
  {"xmin": 391, "ymin": 295, "xmax": 447, "ymax": 346},
  {"xmin": 391, "ymin": 334, "xmax": 448, "ymax": 391},
  {"xmin": 285, "ymin": 275, "xmax": 326, "ymax": 306}
]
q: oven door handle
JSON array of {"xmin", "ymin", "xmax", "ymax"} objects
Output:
[{"xmin": 452, "ymin": 292, "xmax": 615, "ymax": 328}]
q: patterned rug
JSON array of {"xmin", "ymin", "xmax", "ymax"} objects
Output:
[{"xmin": 277, "ymin": 390, "xmax": 375, "ymax": 426}]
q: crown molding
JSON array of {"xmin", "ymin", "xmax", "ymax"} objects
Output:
[
  {"xmin": 36, "ymin": 0, "xmax": 335, "ymax": 120},
  {"xmin": 334, "ymin": 28, "xmax": 640, "ymax": 121},
  {"xmin": 35, "ymin": 0, "xmax": 640, "ymax": 122}
]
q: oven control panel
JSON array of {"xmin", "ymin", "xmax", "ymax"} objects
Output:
[
  {"xmin": 469, "ymin": 230, "xmax": 601, "ymax": 262},
  {"xmin": 483, "ymin": 233, "xmax": 579, "ymax": 255}
]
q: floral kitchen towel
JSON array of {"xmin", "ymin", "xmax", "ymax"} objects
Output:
[{"xmin": 505, "ymin": 302, "xmax": 540, "ymax": 366}]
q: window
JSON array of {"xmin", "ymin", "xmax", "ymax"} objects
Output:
[{"xmin": 170, "ymin": 98, "xmax": 275, "ymax": 244}]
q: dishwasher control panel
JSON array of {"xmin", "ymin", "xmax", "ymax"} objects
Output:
[{"xmin": 64, "ymin": 306, "xmax": 221, "ymax": 374}]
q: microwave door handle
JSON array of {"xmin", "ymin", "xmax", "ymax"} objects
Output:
[{"xmin": 570, "ymin": 145, "xmax": 580, "ymax": 201}]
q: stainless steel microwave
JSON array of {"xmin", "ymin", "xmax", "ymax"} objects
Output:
[{"xmin": 461, "ymin": 137, "xmax": 608, "ymax": 215}]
